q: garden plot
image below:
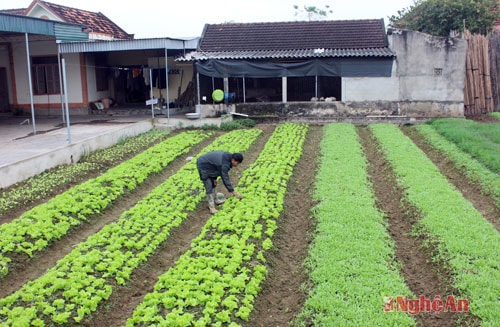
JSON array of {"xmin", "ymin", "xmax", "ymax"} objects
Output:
[{"xmin": 0, "ymin": 121, "xmax": 499, "ymax": 327}]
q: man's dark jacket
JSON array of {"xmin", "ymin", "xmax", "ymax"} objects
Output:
[{"xmin": 196, "ymin": 151, "xmax": 235, "ymax": 192}]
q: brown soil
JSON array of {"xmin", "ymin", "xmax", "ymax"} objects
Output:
[
  {"xmin": 403, "ymin": 126, "xmax": 500, "ymax": 231},
  {"xmin": 466, "ymin": 114, "xmax": 500, "ymax": 123},
  {"xmin": 357, "ymin": 126, "xmax": 479, "ymax": 327}
]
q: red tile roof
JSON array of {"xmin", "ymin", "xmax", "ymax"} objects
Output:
[
  {"xmin": 36, "ymin": 1, "xmax": 133, "ymax": 39},
  {"xmin": 0, "ymin": 8, "xmax": 27, "ymax": 15},
  {"xmin": 199, "ymin": 19, "xmax": 389, "ymax": 51}
]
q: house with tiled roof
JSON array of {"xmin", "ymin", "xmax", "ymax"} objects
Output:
[
  {"xmin": 180, "ymin": 19, "xmax": 468, "ymax": 118},
  {"xmin": 0, "ymin": 0, "xmax": 198, "ymax": 118},
  {"xmin": 4, "ymin": 0, "xmax": 133, "ymax": 40}
]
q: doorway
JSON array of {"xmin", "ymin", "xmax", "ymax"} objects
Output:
[{"xmin": 0, "ymin": 67, "xmax": 9, "ymax": 112}]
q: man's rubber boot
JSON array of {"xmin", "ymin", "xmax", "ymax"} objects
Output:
[
  {"xmin": 214, "ymin": 189, "xmax": 225, "ymax": 205},
  {"xmin": 207, "ymin": 193, "xmax": 218, "ymax": 214}
]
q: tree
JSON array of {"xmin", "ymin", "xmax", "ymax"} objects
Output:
[
  {"xmin": 388, "ymin": 0, "xmax": 500, "ymax": 37},
  {"xmin": 294, "ymin": 4, "xmax": 333, "ymax": 21}
]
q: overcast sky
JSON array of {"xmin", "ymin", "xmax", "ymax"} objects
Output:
[{"xmin": 0, "ymin": 0, "xmax": 416, "ymax": 39}]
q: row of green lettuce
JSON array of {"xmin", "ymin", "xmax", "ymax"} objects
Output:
[
  {"xmin": 0, "ymin": 129, "xmax": 171, "ymax": 216},
  {"xmin": 296, "ymin": 124, "xmax": 415, "ymax": 326},
  {"xmin": 415, "ymin": 124, "xmax": 500, "ymax": 209},
  {"xmin": 125, "ymin": 123, "xmax": 307, "ymax": 326},
  {"xmin": 371, "ymin": 124, "xmax": 500, "ymax": 326},
  {"xmin": 0, "ymin": 131, "xmax": 211, "ymax": 280},
  {"xmin": 0, "ymin": 129, "xmax": 262, "ymax": 326}
]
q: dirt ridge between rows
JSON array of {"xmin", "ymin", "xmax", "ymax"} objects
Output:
[
  {"xmin": 357, "ymin": 126, "xmax": 479, "ymax": 327},
  {"xmin": 0, "ymin": 132, "xmax": 219, "ymax": 299},
  {"xmin": 402, "ymin": 126, "xmax": 500, "ymax": 232},
  {"xmin": 80, "ymin": 125, "xmax": 275, "ymax": 326},
  {"xmin": 245, "ymin": 124, "xmax": 321, "ymax": 327}
]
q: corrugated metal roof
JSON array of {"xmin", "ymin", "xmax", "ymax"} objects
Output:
[
  {"xmin": 177, "ymin": 48, "xmax": 394, "ymax": 61},
  {"xmin": 0, "ymin": 12, "xmax": 88, "ymax": 41},
  {"xmin": 58, "ymin": 37, "xmax": 199, "ymax": 53}
]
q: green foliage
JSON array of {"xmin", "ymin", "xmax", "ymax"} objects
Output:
[
  {"xmin": 427, "ymin": 118, "xmax": 500, "ymax": 173},
  {"xmin": 296, "ymin": 124, "xmax": 415, "ymax": 327},
  {"xmin": 201, "ymin": 123, "xmax": 219, "ymax": 130},
  {"xmin": 201, "ymin": 118, "xmax": 257, "ymax": 131},
  {"xmin": 0, "ymin": 131, "xmax": 211, "ymax": 281},
  {"xmin": 127, "ymin": 123, "xmax": 308, "ymax": 326},
  {"xmin": 389, "ymin": 0, "xmax": 500, "ymax": 36},
  {"xmin": 219, "ymin": 121, "xmax": 245, "ymax": 131},
  {"xmin": 293, "ymin": 4, "xmax": 332, "ymax": 21},
  {"xmin": 0, "ymin": 129, "xmax": 172, "ymax": 216},
  {"xmin": 235, "ymin": 118, "xmax": 257, "ymax": 128},
  {"xmin": 489, "ymin": 112, "xmax": 500, "ymax": 120},
  {"xmin": 371, "ymin": 124, "xmax": 500, "ymax": 325},
  {"xmin": 415, "ymin": 124, "xmax": 500, "ymax": 208},
  {"xmin": 0, "ymin": 129, "xmax": 262, "ymax": 325}
]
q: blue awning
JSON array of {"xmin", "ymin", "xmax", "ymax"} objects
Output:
[{"xmin": 0, "ymin": 13, "xmax": 88, "ymax": 41}]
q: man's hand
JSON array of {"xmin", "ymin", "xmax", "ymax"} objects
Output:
[{"xmin": 232, "ymin": 191, "xmax": 243, "ymax": 200}]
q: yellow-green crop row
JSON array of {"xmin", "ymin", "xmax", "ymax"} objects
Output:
[
  {"xmin": 125, "ymin": 123, "xmax": 307, "ymax": 327},
  {"xmin": 0, "ymin": 129, "xmax": 171, "ymax": 215},
  {"xmin": 0, "ymin": 129, "xmax": 261, "ymax": 326},
  {"xmin": 0, "ymin": 131, "xmax": 210, "ymax": 280},
  {"xmin": 296, "ymin": 124, "xmax": 415, "ymax": 326},
  {"xmin": 371, "ymin": 124, "xmax": 500, "ymax": 326},
  {"xmin": 415, "ymin": 124, "xmax": 500, "ymax": 208}
]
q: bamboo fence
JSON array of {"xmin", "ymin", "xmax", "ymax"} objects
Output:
[
  {"xmin": 488, "ymin": 33, "xmax": 500, "ymax": 112},
  {"xmin": 463, "ymin": 31, "xmax": 495, "ymax": 115}
]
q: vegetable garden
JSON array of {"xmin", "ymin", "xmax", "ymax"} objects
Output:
[{"xmin": 0, "ymin": 119, "xmax": 499, "ymax": 326}]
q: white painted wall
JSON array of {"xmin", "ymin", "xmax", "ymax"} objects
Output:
[
  {"xmin": 61, "ymin": 53, "xmax": 83, "ymax": 103},
  {"xmin": 342, "ymin": 77, "xmax": 400, "ymax": 101},
  {"xmin": 85, "ymin": 53, "xmax": 110, "ymax": 103},
  {"xmin": 11, "ymin": 39, "xmax": 83, "ymax": 107}
]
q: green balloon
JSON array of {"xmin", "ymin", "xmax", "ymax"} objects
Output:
[{"xmin": 212, "ymin": 89, "xmax": 224, "ymax": 102}]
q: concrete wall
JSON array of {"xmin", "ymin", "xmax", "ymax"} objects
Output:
[
  {"xmin": 389, "ymin": 29, "xmax": 467, "ymax": 116},
  {"xmin": 0, "ymin": 120, "xmax": 153, "ymax": 189},
  {"xmin": 342, "ymin": 77, "xmax": 400, "ymax": 101}
]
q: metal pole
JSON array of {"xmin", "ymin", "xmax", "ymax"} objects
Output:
[
  {"xmin": 196, "ymin": 71, "xmax": 201, "ymax": 105},
  {"xmin": 61, "ymin": 58, "xmax": 71, "ymax": 144},
  {"xmin": 149, "ymin": 68, "xmax": 154, "ymax": 119},
  {"xmin": 243, "ymin": 76, "xmax": 246, "ymax": 103},
  {"xmin": 57, "ymin": 43, "xmax": 65, "ymax": 124},
  {"xmin": 165, "ymin": 48, "xmax": 169, "ymax": 125},
  {"xmin": 315, "ymin": 75, "xmax": 318, "ymax": 98},
  {"xmin": 25, "ymin": 33, "xmax": 36, "ymax": 134}
]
